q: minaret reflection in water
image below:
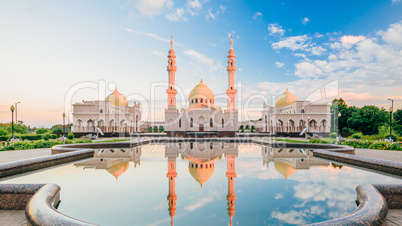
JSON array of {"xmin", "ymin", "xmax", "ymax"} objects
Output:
[{"xmin": 164, "ymin": 141, "xmax": 238, "ymax": 226}]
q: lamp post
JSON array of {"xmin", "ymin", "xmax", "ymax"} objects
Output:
[
  {"xmin": 62, "ymin": 113, "xmax": 66, "ymax": 138},
  {"xmin": 10, "ymin": 105, "xmax": 15, "ymax": 139},
  {"xmin": 15, "ymin": 102, "xmax": 20, "ymax": 124},
  {"xmin": 388, "ymin": 99, "xmax": 394, "ymax": 141},
  {"xmin": 307, "ymin": 116, "xmax": 310, "ymax": 136},
  {"xmin": 338, "ymin": 112, "xmax": 342, "ymax": 138},
  {"xmin": 93, "ymin": 117, "xmax": 96, "ymax": 135}
]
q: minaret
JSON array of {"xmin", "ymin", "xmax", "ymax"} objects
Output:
[
  {"xmin": 167, "ymin": 159, "xmax": 177, "ymax": 226},
  {"xmin": 167, "ymin": 34, "xmax": 177, "ymax": 108},
  {"xmin": 226, "ymin": 34, "xmax": 237, "ymax": 111},
  {"xmin": 226, "ymin": 155, "xmax": 237, "ymax": 226}
]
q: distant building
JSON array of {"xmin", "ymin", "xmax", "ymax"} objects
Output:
[
  {"xmin": 164, "ymin": 35, "xmax": 238, "ymax": 136},
  {"xmin": 72, "ymin": 89, "xmax": 141, "ymax": 133},
  {"xmin": 261, "ymin": 88, "xmax": 331, "ymax": 134}
]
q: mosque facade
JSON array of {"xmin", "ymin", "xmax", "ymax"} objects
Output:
[
  {"xmin": 260, "ymin": 88, "xmax": 331, "ymax": 134},
  {"xmin": 71, "ymin": 89, "xmax": 141, "ymax": 133},
  {"xmin": 164, "ymin": 36, "xmax": 239, "ymax": 136}
]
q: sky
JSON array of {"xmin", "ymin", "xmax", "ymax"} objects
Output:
[{"xmin": 0, "ymin": 0, "xmax": 402, "ymax": 127}]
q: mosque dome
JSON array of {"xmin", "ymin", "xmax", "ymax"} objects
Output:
[
  {"xmin": 107, "ymin": 162, "xmax": 129, "ymax": 180},
  {"xmin": 274, "ymin": 162, "xmax": 297, "ymax": 180},
  {"xmin": 189, "ymin": 79, "xmax": 215, "ymax": 102},
  {"xmin": 275, "ymin": 88, "xmax": 299, "ymax": 107},
  {"xmin": 188, "ymin": 160, "xmax": 215, "ymax": 187},
  {"xmin": 105, "ymin": 89, "xmax": 129, "ymax": 107}
]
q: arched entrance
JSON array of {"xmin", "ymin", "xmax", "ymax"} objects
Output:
[{"xmin": 198, "ymin": 116, "xmax": 205, "ymax": 132}]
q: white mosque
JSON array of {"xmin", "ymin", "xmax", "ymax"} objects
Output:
[
  {"xmin": 164, "ymin": 35, "xmax": 239, "ymax": 136},
  {"xmin": 71, "ymin": 34, "xmax": 331, "ymax": 136}
]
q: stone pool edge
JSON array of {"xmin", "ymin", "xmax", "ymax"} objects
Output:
[{"xmin": 0, "ymin": 137, "xmax": 400, "ymax": 226}]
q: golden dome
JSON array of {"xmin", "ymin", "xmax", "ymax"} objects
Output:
[
  {"xmin": 275, "ymin": 88, "xmax": 299, "ymax": 107},
  {"xmin": 274, "ymin": 162, "xmax": 297, "ymax": 180},
  {"xmin": 189, "ymin": 79, "xmax": 214, "ymax": 101},
  {"xmin": 105, "ymin": 89, "xmax": 129, "ymax": 107},
  {"xmin": 188, "ymin": 160, "xmax": 215, "ymax": 187},
  {"xmin": 107, "ymin": 162, "xmax": 129, "ymax": 180}
]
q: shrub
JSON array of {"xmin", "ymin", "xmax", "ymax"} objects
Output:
[
  {"xmin": 18, "ymin": 134, "xmax": 43, "ymax": 141},
  {"xmin": 67, "ymin": 132, "xmax": 74, "ymax": 140},
  {"xmin": 398, "ymin": 137, "xmax": 402, "ymax": 142},
  {"xmin": 36, "ymin": 128, "xmax": 49, "ymax": 134},
  {"xmin": 42, "ymin": 133, "xmax": 51, "ymax": 141},
  {"xmin": 351, "ymin": 132, "xmax": 363, "ymax": 139},
  {"xmin": 329, "ymin": 132, "xmax": 337, "ymax": 139},
  {"xmin": 308, "ymin": 138, "xmax": 329, "ymax": 144},
  {"xmin": 0, "ymin": 136, "xmax": 10, "ymax": 141},
  {"xmin": 368, "ymin": 142, "xmax": 389, "ymax": 150}
]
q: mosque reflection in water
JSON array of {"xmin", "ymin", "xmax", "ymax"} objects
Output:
[{"xmin": 74, "ymin": 142, "xmax": 330, "ymax": 225}]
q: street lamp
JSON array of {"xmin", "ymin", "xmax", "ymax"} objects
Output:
[
  {"xmin": 10, "ymin": 105, "xmax": 15, "ymax": 139},
  {"xmin": 388, "ymin": 99, "xmax": 394, "ymax": 141},
  {"xmin": 93, "ymin": 117, "xmax": 96, "ymax": 135},
  {"xmin": 338, "ymin": 112, "xmax": 342, "ymax": 138},
  {"xmin": 307, "ymin": 116, "xmax": 310, "ymax": 135},
  {"xmin": 15, "ymin": 102, "xmax": 20, "ymax": 124},
  {"xmin": 62, "ymin": 113, "xmax": 66, "ymax": 138}
]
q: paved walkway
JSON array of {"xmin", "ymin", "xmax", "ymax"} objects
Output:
[
  {"xmin": 355, "ymin": 148, "xmax": 402, "ymax": 163},
  {"xmin": 0, "ymin": 148, "xmax": 51, "ymax": 164}
]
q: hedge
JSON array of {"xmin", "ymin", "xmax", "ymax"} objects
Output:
[{"xmin": 0, "ymin": 139, "xmax": 92, "ymax": 151}]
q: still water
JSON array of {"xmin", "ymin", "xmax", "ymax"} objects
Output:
[{"xmin": 2, "ymin": 142, "xmax": 400, "ymax": 225}]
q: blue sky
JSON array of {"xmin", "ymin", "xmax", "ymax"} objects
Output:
[{"xmin": 0, "ymin": 0, "xmax": 402, "ymax": 126}]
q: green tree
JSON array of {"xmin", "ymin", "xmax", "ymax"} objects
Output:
[
  {"xmin": 392, "ymin": 109, "xmax": 402, "ymax": 135},
  {"xmin": 331, "ymin": 98, "xmax": 357, "ymax": 133},
  {"xmin": 347, "ymin": 105, "xmax": 388, "ymax": 135}
]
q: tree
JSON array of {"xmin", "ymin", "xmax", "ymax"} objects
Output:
[
  {"xmin": 392, "ymin": 109, "xmax": 402, "ymax": 135},
  {"xmin": 331, "ymin": 98, "xmax": 357, "ymax": 133},
  {"xmin": 347, "ymin": 105, "xmax": 388, "ymax": 135}
]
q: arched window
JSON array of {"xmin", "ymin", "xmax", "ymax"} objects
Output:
[
  {"xmin": 179, "ymin": 119, "xmax": 181, "ymax": 128},
  {"xmin": 190, "ymin": 118, "xmax": 193, "ymax": 127},
  {"xmin": 195, "ymin": 99, "xmax": 198, "ymax": 103},
  {"xmin": 201, "ymin": 99, "xmax": 203, "ymax": 103},
  {"xmin": 191, "ymin": 99, "xmax": 194, "ymax": 103},
  {"xmin": 222, "ymin": 118, "xmax": 224, "ymax": 128},
  {"xmin": 210, "ymin": 118, "xmax": 213, "ymax": 128},
  {"xmin": 210, "ymin": 143, "xmax": 213, "ymax": 149},
  {"xmin": 100, "ymin": 109, "xmax": 103, "ymax": 113},
  {"xmin": 190, "ymin": 143, "xmax": 193, "ymax": 149}
]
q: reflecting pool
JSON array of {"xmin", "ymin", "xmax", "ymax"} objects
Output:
[{"xmin": 2, "ymin": 142, "xmax": 400, "ymax": 225}]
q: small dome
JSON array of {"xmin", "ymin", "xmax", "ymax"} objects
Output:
[
  {"xmin": 189, "ymin": 79, "xmax": 214, "ymax": 101},
  {"xmin": 107, "ymin": 162, "xmax": 129, "ymax": 180},
  {"xmin": 188, "ymin": 160, "xmax": 215, "ymax": 187},
  {"xmin": 274, "ymin": 162, "xmax": 297, "ymax": 180},
  {"xmin": 105, "ymin": 89, "xmax": 129, "ymax": 107},
  {"xmin": 275, "ymin": 88, "xmax": 299, "ymax": 107}
]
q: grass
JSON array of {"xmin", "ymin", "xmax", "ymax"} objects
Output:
[
  {"xmin": 98, "ymin": 139, "xmax": 131, "ymax": 143},
  {"xmin": 273, "ymin": 139, "xmax": 306, "ymax": 143}
]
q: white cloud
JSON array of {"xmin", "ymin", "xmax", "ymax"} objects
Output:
[
  {"xmin": 271, "ymin": 35, "xmax": 307, "ymax": 51},
  {"xmin": 253, "ymin": 12, "xmax": 262, "ymax": 21},
  {"xmin": 166, "ymin": 8, "xmax": 187, "ymax": 21},
  {"xmin": 379, "ymin": 21, "xmax": 402, "ymax": 47},
  {"xmin": 205, "ymin": 5, "xmax": 225, "ymax": 20},
  {"xmin": 272, "ymin": 35, "xmax": 326, "ymax": 55},
  {"xmin": 183, "ymin": 49, "xmax": 223, "ymax": 71},
  {"xmin": 314, "ymin": 32, "xmax": 324, "ymax": 38},
  {"xmin": 391, "ymin": 0, "xmax": 400, "ymax": 3},
  {"xmin": 188, "ymin": 0, "xmax": 202, "ymax": 9},
  {"xmin": 294, "ymin": 62, "xmax": 323, "ymax": 78},
  {"xmin": 135, "ymin": 0, "xmax": 173, "ymax": 17},
  {"xmin": 125, "ymin": 28, "xmax": 184, "ymax": 46},
  {"xmin": 274, "ymin": 193, "xmax": 284, "ymax": 199},
  {"xmin": 268, "ymin": 23, "xmax": 285, "ymax": 36},
  {"xmin": 340, "ymin": 35, "xmax": 366, "ymax": 44},
  {"xmin": 302, "ymin": 17, "xmax": 310, "ymax": 25},
  {"xmin": 275, "ymin": 62, "xmax": 284, "ymax": 68}
]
